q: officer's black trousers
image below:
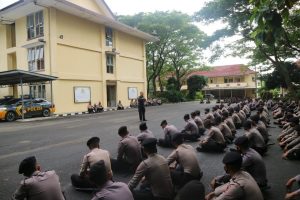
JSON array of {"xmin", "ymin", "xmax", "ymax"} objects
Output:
[
  {"xmin": 71, "ymin": 174, "xmax": 96, "ymax": 189},
  {"xmin": 138, "ymin": 107, "xmax": 146, "ymax": 121},
  {"xmin": 110, "ymin": 158, "xmax": 137, "ymax": 174}
]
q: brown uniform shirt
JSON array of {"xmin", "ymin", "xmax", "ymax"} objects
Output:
[
  {"xmin": 117, "ymin": 135, "xmax": 142, "ymax": 166},
  {"xmin": 12, "ymin": 171, "xmax": 65, "ymax": 200},
  {"xmin": 128, "ymin": 153, "xmax": 173, "ymax": 199}
]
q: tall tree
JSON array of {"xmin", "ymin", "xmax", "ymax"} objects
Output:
[{"xmin": 118, "ymin": 12, "xmax": 206, "ymax": 95}]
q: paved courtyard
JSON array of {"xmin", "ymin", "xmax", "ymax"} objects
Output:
[{"xmin": 0, "ymin": 101, "xmax": 299, "ymax": 200}]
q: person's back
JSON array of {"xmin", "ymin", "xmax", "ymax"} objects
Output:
[
  {"xmin": 13, "ymin": 171, "xmax": 65, "ymax": 200},
  {"xmin": 118, "ymin": 135, "xmax": 142, "ymax": 166},
  {"xmin": 209, "ymin": 126, "xmax": 226, "ymax": 144},
  {"xmin": 243, "ymin": 148, "xmax": 267, "ymax": 187},
  {"xmin": 184, "ymin": 119, "xmax": 199, "ymax": 135},
  {"xmin": 136, "ymin": 129, "xmax": 155, "ymax": 142},
  {"xmin": 246, "ymin": 128, "xmax": 265, "ymax": 148},
  {"xmin": 92, "ymin": 181, "xmax": 133, "ymax": 200},
  {"xmin": 84, "ymin": 148, "xmax": 111, "ymax": 172},
  {"xmin": 129, "ymin": 153, "xmax": 173, "ymax": 199}
]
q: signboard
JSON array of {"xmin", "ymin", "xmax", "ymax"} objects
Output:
[
  {"xmin": 128, "ymin": 87, "xmax": 138, "ymax": 99},
  {"xmin": 74, "ymin": 87, "xmax": 91, "ymax": 103}
]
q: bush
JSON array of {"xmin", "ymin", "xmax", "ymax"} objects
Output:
[
  {"xmin": 195, "ymin": 92, "xmax": 203, "ymax": 100},
  {"xmin": 160, "ymin": 90, "xmax": 183, "ymax": 103}
]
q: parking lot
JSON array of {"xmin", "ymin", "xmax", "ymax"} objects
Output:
[{"xmin": 0, "ymin": 101, "xmax": 299, "ymax": 200}]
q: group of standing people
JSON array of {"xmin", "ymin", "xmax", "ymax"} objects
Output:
[{"xmin": 11, "ymin": 98, "xmax": 300, "ymax": 200}]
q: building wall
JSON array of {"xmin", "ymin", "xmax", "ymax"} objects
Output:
[{"xmin": 0, "ymin": 5, "xmax": 147, "ymax": 113}]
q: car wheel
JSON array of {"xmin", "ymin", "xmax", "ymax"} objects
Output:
[
  {"xmin": 42, "ymin": 109, "xmax": 50, "ymax": 117},
  {"xmin": 5, "ymin": 111, "xmax": 16, "ymax": 122}
]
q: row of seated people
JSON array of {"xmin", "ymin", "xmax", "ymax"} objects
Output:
[
  {"xmin": 272, "ymin": 100, "xmax": 300, "ymax": 160},
  {"xmin": 130, "ymin": 98, "xmax": 162, "ymax": 108},
  {"xmin": 12, "ymin": 99, "xmax": 298, "ymax": 200},
  {"xmin": 88, "ymin": 101, "xmax": 126, "ymax": 113}
]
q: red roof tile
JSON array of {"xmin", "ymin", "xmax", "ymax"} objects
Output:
[{"xmin": 189, "ymin": 64, "xmax": 256, "ymax": 78}]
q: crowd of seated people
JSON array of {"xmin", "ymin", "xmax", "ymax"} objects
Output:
[
  {"xmin": 12, "ymin": 98, "xmax": 300, "ymax": 200},
  {"xmin": 87, "ymin": 102, "xmax": 104, "ymax": 113}
]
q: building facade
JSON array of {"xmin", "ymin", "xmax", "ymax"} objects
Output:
[
  {"xmin": 187, "ymin": 64, "xmax": 260, "ymax": 98},
  {"xmin": 0, "ymin": 0, "xmax": 157, "ymax": 113}
]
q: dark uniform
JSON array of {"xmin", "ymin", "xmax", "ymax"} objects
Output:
[{"xmin": 138, "ymin": 95, "xmax": 146, "ymax": 121}]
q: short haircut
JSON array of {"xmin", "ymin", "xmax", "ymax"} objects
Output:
[
  {"xmin": 243, "ymin": 120, "xmax": 252, "ymax": 130},
  {"xmin": 118, "ymin": 126, "xmax": 128, "ymax": 136},
  {"xmin": 222, "ymin": 151, "xmax": 242, "ymax": 170},
  {"xmin": 195, "ymin": 110, "xmax": 200, "ymax": 116},
  {"xmin": 19, "ymin": 156, "xmax": 37, "ymax": 177},
  {"xmin": 214, "ymin": 116, "xmax": 222, "ymax": 125},
  {"xmin": 160, "ymin": 120, "xmax": 167, "ymax": 126},
  {"xmin": 191, "ymin": 112, "xmax": 196, "ymax": 118},
  {"xmin": 222, "ymin": 111, "xmax": 229, "ymax": 118},
  {"xmin": 142, "ymin": 138, "xmax": 158, "ymax": 154},
  {"xmin": 205, "ymin": 108, "xmax": 210, "ymax": 112},
  {"xmin": 87, "ymin": 137, "xmax": 100, "ymax": 147},
  {"xmin": 89, "ymin": 160, "xmax": 107, "ymax": 186},
  {"xmin": 184, "ymin": 114, "xmax": 190, "ymax": 120},
  {"xmin": 139, "ymin": 122, "xmax": 147, "ymax": 131},
  {"xmin": 250, "ymin": 114, "xmax": 260, "ymax": 123},
  {"xmin": 204, "ymin": 119, "xmax": 212, "ymax": 129},
  {"xmin": 234, "ymin": 136, "xmax": 250, "ymax": 149}
]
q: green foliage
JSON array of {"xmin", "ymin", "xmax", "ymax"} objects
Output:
[
  {"xmin": 195, "ymin": 92, "xmax": 204, "ymax": 100},
  {"xmin": 118, "ymin": 12, "xmax": 206, "ymax": 95},
  {"xmin": 186, "ymin": 75, "xmax": 207, "ymax": 99}
]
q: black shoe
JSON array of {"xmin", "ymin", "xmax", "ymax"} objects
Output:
[
  {"xmin": 196, "ymin": 147, "xmax": 204, "ymax": 152},
  {"xmin": 143, "ymin": 119, "xmax": 147, "ymax": 121}
]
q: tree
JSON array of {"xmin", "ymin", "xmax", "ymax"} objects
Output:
[
  {"xmin": 118, "ymin": 12, "xmax": 206, "ymax": 96},
  {"xmin": 194, "ymin": 0, "xmax": 300, "ymax": 91},
  {"xmin": 187, "ymin": 75, "xmax": 207, "ymax": 99}
]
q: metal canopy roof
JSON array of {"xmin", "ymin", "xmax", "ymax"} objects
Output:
[{"xmin": 0, "ymin": 70, "xmax": 57, "ymax": 85}]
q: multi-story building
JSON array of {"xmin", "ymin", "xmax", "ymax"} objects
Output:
[
  {"xmin": 0, "ymin": 0, "xmax": 157, "ymax": 113},
  {"xmin": 187, "ymin": 64, "xmax": 260, "ymax": 98}
]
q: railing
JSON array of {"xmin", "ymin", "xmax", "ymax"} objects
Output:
[{"xmin": 204, "ymin": 82, "xmax": 251, "ymax": 89}]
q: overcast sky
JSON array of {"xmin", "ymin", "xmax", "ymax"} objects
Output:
[{"xmin": 0, "ymin": 0, "xmax": 249, "ymax": 66}]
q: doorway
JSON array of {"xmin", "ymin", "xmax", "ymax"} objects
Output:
[{"xmin": 107, "ymin": 85, "xmax": 116, "ymax": 107}]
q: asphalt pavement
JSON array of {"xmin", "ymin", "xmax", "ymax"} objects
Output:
[{"xmin": 0, "ymin": 101, "xmax": 299, "ymax": 200}]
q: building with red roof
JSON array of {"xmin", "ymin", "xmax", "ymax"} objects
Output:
[{"xmin": 185, "ymin": 64, "xmax": 259, "ymax": 98}]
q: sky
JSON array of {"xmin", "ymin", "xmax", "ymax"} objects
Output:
[{"xmin": 0, "ymin": 0, "xmax": 249, "ymax": 66}]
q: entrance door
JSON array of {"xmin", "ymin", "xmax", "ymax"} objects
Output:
[{"xmin": 107, "ymin": 85, "xmax": 116, "ymax": 107}]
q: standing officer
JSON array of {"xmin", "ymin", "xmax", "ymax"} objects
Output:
[
  {"xmin": 12, "ymin": 156, "xmax": 65, "ymax": 200},
  {"xmin": 128, "ymin": 138, "xmax": 174, "ymax": 200},
  {"xmin": 138, "ymin": 91, "xmax": 146, "ymax": 122},
  {"xmin": 205, "ymin": 152, "xmax": 263, "ymax": 200}
]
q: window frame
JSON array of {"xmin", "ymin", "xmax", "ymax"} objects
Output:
[
  {"xmin": 27, "ymin": 11, "xmax": 44, "ymax": 40},
  {"xmin": 105, "ymin": 27, "xmax": 113, "ymax": 46},
  {"xmin": 28, "ymin": 45, "xmax": 45, "ymax": 72},
  {"xmin": 106, "ymin": 54, "xmax": 115, "ymax": 74},
  {"xmin": 30, "ymin": 84, "xmax": 46, "ymax": 99}
]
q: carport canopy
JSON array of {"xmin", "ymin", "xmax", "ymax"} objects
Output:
[{"xmin": 0, "ymin": 69, "xmax": 57, "ymax": 85}]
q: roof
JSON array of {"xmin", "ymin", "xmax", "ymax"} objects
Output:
[
  {"xmin": 189, "ymin": 64, "xmax": 256, "ymax": 78},
  {"xmin": 0, "ymin": 70, "xmax": 57, "ymax": 85},
  {"xmin": 0, "ymin": 0, "xmax": 159, "ymax": 42}
]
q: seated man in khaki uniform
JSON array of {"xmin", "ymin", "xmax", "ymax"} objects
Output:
[
  {"xmin": 111, "ymin": 126, "xmax": 142, "ymax": 173},
  {"xmin": 158, "ymin": 120, "xmax": 180, "ymax": 148},
  {"xmin": 89, "ymin": 160, "xmax": 134, "ymax": 200},
  {"xmin": 197, "ymin": 119, "xmax": 226, "ymax": 152},
  {"xmin": 205, "ymin": 152, "xmax": 263, "ymax": 200},
  {"xmin": 167, "ymin": 133, "xmax": 203, "ymax": 189},
  {"xmin": 12, "ymin": 156, "xmax": 65, "ymax": 200},
  {"xmin": 71, "ymin": 137, "xmax": 111, "ymax": 189},
  {"xmin": 128, "ymin": 138, "xmax": 174, "ymax": 200},
  {"xmin": 181, "ymin": 114, "xmax": 199, "ymax": 142}
]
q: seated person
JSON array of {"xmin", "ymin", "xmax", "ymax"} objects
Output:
[
  {"xmin": 191, "ymin": 111, "xmax": 206, "ymax": 136},
  {"xmin": 130, "ymin": 99, "xmax": 137, "ymax": 108},
  {"xmin": 214, "ymin": 116, "xmax": 234, "ymax": 143},
  {"xmin": 181, "ymin": 114, "xmax": 199, "ymax": 141},
  {"xmin": 136, "ymin": 122, "xmax": 155, "ymax": 143},
  {"xmin": 71, "ymin": 137, "xmax": 111, "ymax": 189},
  {"xmin": 117, "ymin": 100, "xmax": 124, "ymax": 110},
  {"xmin": 12, "ymin": 156, "xmax": 65, "ymax": 200},
  {"xmin": 222, "ymin": 111, "xmax": 237, "ymax": 136},
  {"xmin": 197, "ymin": 119, "xmax": 226, "ymax": 152},
  {"xmin": 285, "ymin": 174, "xmax": 300, "ymax": 200},
  {"xmin": 158, "ymin": 120, "xmax": 179, "ymax": 148},
  {"xmin": 167, "ymin": 133, "xmax": 203, "ymax": 189},
  {"xmin": 88, "ymin": 102, "xmax": 95, "ymax": 113},
  {"xmin": 282, "ymin": 125, "xmax": 300, "ymax": 160},
  {"xmin": 234, "ymin": 136, "xmax": 268, "ymax": 188},
  {"xmin": 204, "ymin": 108, "xmax": 215, "ymax": 121},
  {"xmin": 128, "ymin": 138, "xmax": 174, "ymax": 200},
  {"xmin": 243, "ymin": 120, "xmax": 267, "ymax": 156},
  {"xmin": 205, "ymin": 152, "xmax": 263, "ymax": 200},
  {"xmin": 95, "ymin": 101, "xmax": 104, "ymax": 112},
  {"xmin": 250, "ymin": 114, "xmax": 269, "ymax": 144},
  {"xmin": 89, "ymin": 160, "xmax": 134, "ymax": 200},
  {"xmin": 230, "ymin": 107, "xmax": 242, "ymax": 129},
  {"xmin": 111, "ymin": 126, "xmax": 142, "ymax": 173}
]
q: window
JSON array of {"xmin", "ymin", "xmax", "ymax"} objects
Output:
[
  {"xmin": 28, "ymin": 45, "xmax": 44, "ymax": 71},
  {"xmin": 210, "ymin": 79, "xmax": 213, "ymax": 83},
  {"xmin": 30, "ymin": 84, "xmax": 46, "ymax": 98},
  {"xmin": 27, "ymin": 11, "xmax": 44, "ymax": 39},
  {"xmin": 106, "ymin": 54, "xmax": 114, "ymax": 74},
  {"xmin": 105, "ymin": 27, "xmax": 113, "ymax": 46}
]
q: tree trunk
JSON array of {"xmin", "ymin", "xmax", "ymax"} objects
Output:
[
  {"xmin": 152, "ymin": 77, "xmax": 157, "ymax": 96},
  {"xmin": 276, "ymin": 62, "xmax": 293, "ymax": 91},
  {"xmin": 158, "ymin": 75, "xmax": 164, "ymax": 92}
]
